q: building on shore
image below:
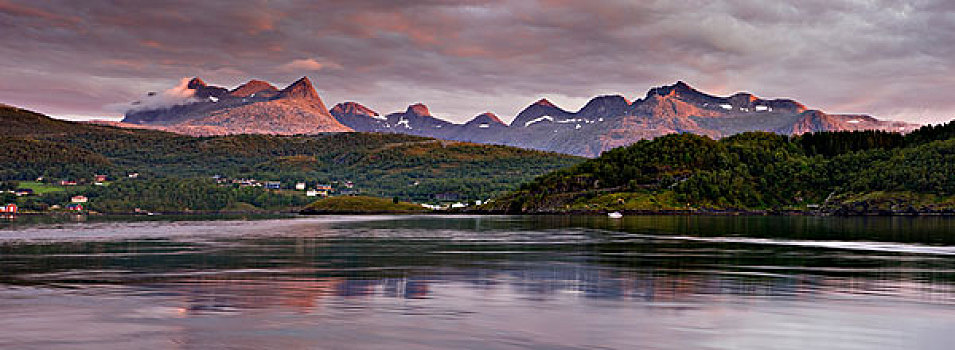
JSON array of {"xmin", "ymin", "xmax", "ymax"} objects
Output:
[{"xmin": 0, "ymin": 204, "xmax": 17, "ymax": 214}]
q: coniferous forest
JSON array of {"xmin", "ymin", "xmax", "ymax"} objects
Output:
[{"xmin": 490, "ymin": 121, "xmax": 955, "ymax": 214}]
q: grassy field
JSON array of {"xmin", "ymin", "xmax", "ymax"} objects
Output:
[
  {"xmin": 301, "ymin": 195, "xmax": 431, "ymax": 214},
  {"xmin": 16, "ymin": 181, "xmax": 67, "ymax": 194}
]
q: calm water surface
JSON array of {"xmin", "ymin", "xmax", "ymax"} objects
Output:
[{"xmin": 1, "ymin": 215, "xmax": 954, "ymax": 349}]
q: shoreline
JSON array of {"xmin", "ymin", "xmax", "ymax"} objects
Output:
[
  {"xmin": 7, "ymin": 208, "xmax": 955, "ymax": 218},
  {"xmin": 456, "ymin": 208, "xmax": 955, "ymax": 217}
]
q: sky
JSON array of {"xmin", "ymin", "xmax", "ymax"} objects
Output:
[{"xmin": 1, "ymin": 0, "xmax": 954, "ymax": 124}]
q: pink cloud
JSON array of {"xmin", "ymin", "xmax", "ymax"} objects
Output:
[
  {"xmin": 0, "ymin": 0, "xmax": 80, "ymax": 26},
  {"xmin": 278, "ymin": 58, "xmax": 341, "ymax": 72}
]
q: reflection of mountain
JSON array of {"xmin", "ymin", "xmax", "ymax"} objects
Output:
[
  {"xmin": 2, "ymin": 216, "xmax": 953, "ymax": 315},
  {"xmin": 7, "ymin": 224, "xmax": 955, "ymax": 314},
  {"xmin": 135, "ymin": 262, "xmax": 919, "ymax": 316}
]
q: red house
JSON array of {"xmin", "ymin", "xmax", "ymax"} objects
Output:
[{"xmin": 0, "ymin": 204, "xmax": 17, "ymax": 214}]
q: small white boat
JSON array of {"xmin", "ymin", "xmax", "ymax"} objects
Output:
[{"xmin": 607, "ymin": 212, "xmax": 623, "ymax": 219}]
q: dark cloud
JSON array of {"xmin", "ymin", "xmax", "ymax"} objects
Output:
[{"xmin": 0, "ymin": 0, "xmax": 952, "ymax": 123}]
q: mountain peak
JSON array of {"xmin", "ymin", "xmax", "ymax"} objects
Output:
[
  {"xmin": 729, "ymin": 92, "xmax": 759, "ymax": 105},
  {"xmin": 646, "ymin": 81, "xmax": 705, "ymax": 98},
  {"xmin": 330, "ymin": 101, "xmax": 379, "ymax": 117},
  {"xmin": 187, "ymin": 77, "xmax": 207, "ymax": 89},
  {"xmin": 533, "ymin": 98, "xmax": 556, "ymax": 108},
  {"xmin": 584, "ymin": 94, "xmax": 630, "ymax": 106},
  {"xmin": 276, "ymin": 76, "xmax": 320, "ymax": 100},
  {"xmin": 577, "ymin": 95, "xmax": 631, "ymax": 117},
  {"xmin": 473, "ymin": 112, "xmax": 504, "ymax": 124},
  {"xmin": 406, "ymin": 103, "xmax": 431, "ymax": 116},
  {"xmin": 185, "ymin": 77, "xmax": 229, "ymax": 99},
  {"xmin": 230, "ymin": 79, "xmax": 279, "ymax": 98}
]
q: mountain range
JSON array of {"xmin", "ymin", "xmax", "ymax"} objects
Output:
[{"xmin": 118, "ymin": 77, "xmax": 918, "ymax": 156}]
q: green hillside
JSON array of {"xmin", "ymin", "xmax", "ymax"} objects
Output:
[
  {"xmin": 0, "ymin": 105, "xmax": 582, "ymax": 212},
  {"xmin": 301, "ymin": 196, "xmax": 430, "ymax": 214},
  {"xmin": 487, "ymin": 121, "xmax": 955, "ymax": 214}
]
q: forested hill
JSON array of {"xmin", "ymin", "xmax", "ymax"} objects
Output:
[
  {"xmin": 0, "ymin": 105, "xmax": 582, "ymax": 203},
  {"xmin": 487, "ymin": 120, "xmax": 955, "ymax": 214}
]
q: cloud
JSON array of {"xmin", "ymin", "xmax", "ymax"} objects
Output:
[
  {"xmin": 107, "ymin": 77, "xmax": 200, "ymax": 114},
  {"xmin": 0, "ymin": 0, "xmax": 79, "ymax": 26},
  {"xmin": 0, "ymin": 0, "xmax": 953, "ymax": 124},
  {"xmin": 277, "ymin": 58, "xmax": 341, "ymax": 72}
]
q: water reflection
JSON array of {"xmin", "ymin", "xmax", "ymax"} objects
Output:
[{"xmin": 1, "ymin": 215, "xmax": 954, "ymax": 349}]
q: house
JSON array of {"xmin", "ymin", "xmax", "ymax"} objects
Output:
[
  {"xmin": 232, "ymin": 179, "xmax": 261, "ymax": 187},
  {"xmin": 344, "ymin": 181, "xmax": 354, "ymax": 189},
  {"xmin": 450, "ymin": 202, "xmax": 467, "ymax": 208},
  {"xmin": 312, "ymin": 185, "xmax": 331, "ymax": 197},
  {"xmin": 0, "ymin": 203, "xmax": 17, "ymax": 214},
  {"xmin": 306, "ymin": 190, "xmax": 319, "ymax": 197},
  {"xmin": 265, "ymin": 181, "xmax": 281, "ymax": 190},
  {"xmin": 211, "ymin": 175, "xmax": 229, "ymax": 184},
  {"xmin": 315, "ymin": 184, "xmax": 332, "ymax": 193},
  {"xmin": 338, "ymin": 189, "xmax": 359, "ymax": 196},
  {"xmin": 127, "ymin": 172, "xmax": 140, "ymax": 179},
  {"xmin": 94, "ymin": 175, "xmax": 107, "ymax": 182},
  {"xmin": 59, "ymin": 180, "xmax": 77, "ymax": 186},
  {"xmin": 71, "ymin": 195, "xmax": 88, "ymax": 203},
  {"xmin": 295, "ymin": 182, "xmax": 306, "ymax": 190},
  {"xmin": 420, "ymin": 203, "xmax": 443, "ymax": 210},
  {"xmin": 66, "ymin": 203, "xmax": 83, "ymax": 211},
  {"xmin": 14, "ymin": 188, "xmax": 34, "ymax": 196}
]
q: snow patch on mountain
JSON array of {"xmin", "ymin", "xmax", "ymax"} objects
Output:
[{"xmin": 525, "ymin": 116, "xmax": 554, "ymax": 127}]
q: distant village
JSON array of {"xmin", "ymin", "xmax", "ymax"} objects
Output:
[
  {"xmin": 3, "ymin": 172, "xmax": 483, "ymax": 215},
  {"xmin": 211, "ymin": 175, "xmax": 360, "ymax": 197}
]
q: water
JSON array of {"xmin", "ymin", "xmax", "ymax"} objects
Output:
[{"xmin": 1, "ymin": 215, "xmax": 954, "ymax": 349}]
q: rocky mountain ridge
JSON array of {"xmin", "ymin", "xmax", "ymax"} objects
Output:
[
  {"xmin": 122, "ymin": 76, "xmax": 350, "ymax": 135},
  {"xmin": 120, "ymin": 78, "xmax": 918, "ymax": 156}
]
